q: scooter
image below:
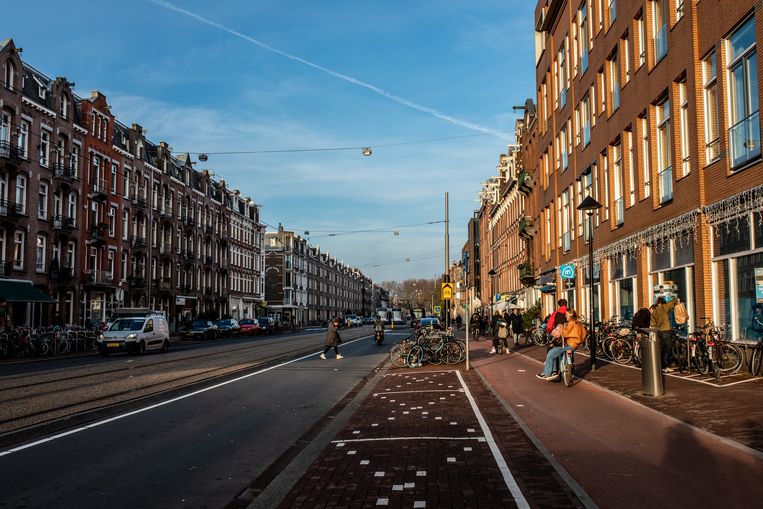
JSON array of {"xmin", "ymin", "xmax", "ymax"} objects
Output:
[{"xmin": 375, "ymin": 329, "xmax": 384, "ymax": 345}]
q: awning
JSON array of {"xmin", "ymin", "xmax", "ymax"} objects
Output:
[
  {"xmin": 0, "ymin": 280, "xmax": 56, "ymax": 303},
  {"xmin": 538, "ymin": 284, "xmax": 557, "ymax": 294}
]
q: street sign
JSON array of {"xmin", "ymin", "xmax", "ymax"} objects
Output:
[
  {"xmin": 434, "ymin": 305, "xmax": 442, "ymax": 314},
  {"xmin": 441, "ymin": 282, "xmax": 454, "ymax": 300},
  {"xmin": 560, "ymin": 263, "xmax": 575, "ymax": 279},
  {"xmin": 115, "ymin": 288, "xmax": 124, "ymax": 303}
]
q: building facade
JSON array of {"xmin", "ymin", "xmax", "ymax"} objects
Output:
[{"xmin": 527, "ymin": 0, "xmax": 763, "ymax": 339}]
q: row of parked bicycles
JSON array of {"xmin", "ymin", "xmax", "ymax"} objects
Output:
[
  {"xmin": 0, "ymin": 326, "xmax": 100, "ymax": 358},
  {"xmin": 389, "ymin": 325, "xmax": 467, "ymax": 368},
  {"xmin": 528, "ymin": 317, "xmax": 763, "ymax": 379}
]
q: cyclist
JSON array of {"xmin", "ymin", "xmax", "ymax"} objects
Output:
[{"xmin": 536, "ymin": 308, "xmax": 586, "ymax": 380}]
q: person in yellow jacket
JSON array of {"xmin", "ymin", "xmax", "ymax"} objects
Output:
[
  {"xmin": 536, "ymin": 308, "xmax": 586, "ymax": 380},
  {"xmin": 651, "ymin": 296, "xmax": 680, "ymax": 371}
]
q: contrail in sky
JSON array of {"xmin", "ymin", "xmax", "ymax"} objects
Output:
[{"xmin": 149, "ymin": 0, "xmax": 511, "ymax": 140}]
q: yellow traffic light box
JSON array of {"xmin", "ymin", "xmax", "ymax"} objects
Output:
[{"xmin": 441, "ymin": 282, "xmax": 454, "ymax": 300}]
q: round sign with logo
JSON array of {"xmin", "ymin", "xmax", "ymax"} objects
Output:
[
  {"xmin": 115, "ymin": 288, "xmax": 124, "ymax": 303},
  {"xmin": 560, "ymin": 263, "xmax": 575, "ymax": 279}
]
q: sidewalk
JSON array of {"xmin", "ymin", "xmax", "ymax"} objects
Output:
[{"xmin": 247, "ymin": 331, "xmax": 763, "ymax": 508}]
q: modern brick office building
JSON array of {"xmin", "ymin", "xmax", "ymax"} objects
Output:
[{"xmin": 524, "ymin": 0, "xmax": 763, "ymax": 339}]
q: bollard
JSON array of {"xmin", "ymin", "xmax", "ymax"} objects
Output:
[{"xmin": 637, "ymin": 327, "xmax": 664, "ymax": 397}]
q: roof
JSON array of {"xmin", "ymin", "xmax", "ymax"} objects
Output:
[{"xmin": 0, "ymin": 280, "xmax": 55, "ymax": 303}]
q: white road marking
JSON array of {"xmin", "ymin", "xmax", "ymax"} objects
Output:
[
  {"xmin": 455, "ymin": 370, "xmax": 530, "ymax": 508},
  {"xmin": 330, "ymin": 436, "xmax": 486, "ymax": 443}
]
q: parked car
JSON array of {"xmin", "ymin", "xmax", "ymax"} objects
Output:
[
  {"xmin": 257, "ymin": 317, "xmax": 277, "ymax": 335},
  {"xmin": 98, "ymin": 314, "xmax": 170, "ymax": 356},
  {"xmin": 215, "ymin": 318, "xmax": 241, "ymax": 337},
  {"xmin": 344, "ymin": 315, "xmax": 363, "ymax": 327},
  {"xmin": 362, "ymin": 316, "xmax": 376, "ymax": 325},
  {"xmin": 238, "ymin": 318, "xmax": 261, "ymax": 336},
  {"xmin": 415, "ymin": 317, "xmax": 442, "ymax": 331},
  {"xmin": 182, "ymin": 319, "xmax": 218, "ymax": 341}
]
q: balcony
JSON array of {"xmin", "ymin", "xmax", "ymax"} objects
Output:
[
  {"xmin": 50, "ymin": 266, "xmax": 73, "ymax": 285},
  {"xmin": 160, "ymin": 202, "xmax": 173, "ymax": 223},
  {"xmin": 131, "ymin": 194, "xmax": 148, "ymax": 211},
  {"xmin": 518, "ymin": 216, "xmax": 534, "ymax": 239},
  {"xmin": 52, "ymin": 163, "xmax": 78, "ymax": 187},
  {"xmin": 0, "ymin": 199, "xmax": 23, "ymax": 225},
  {"xmin": 52, "ymin": 215, "xmax": 75, "ymax": 237},
  {"xmin": 220, "ymin": 232, "xmax": 229, "ymax": 245},
  {"xmin": 0, "ymin": 141, "xmax": 21, "ymax": 171},
  {"xmin": 160, "ymin": 242, "xmax": 173, "ymax": 257},
  {"xmin": 88, "ymin": 223, "xmax": 108, "ymax": 245},
  {"xmin": 87, "ymin": 178, "xmax": 108, "ymax": 201},
  {"xmin": 518, "ymin": 170, "xmax": 532, "ymax": 195},
  {"xmin": 518, "ymin": 263, "xmax": 536, "ymax": 287},
  {"xmin": 131, "ymin": 235, "xmax": 147, "ymax": 250},
  {"xmin": 127, "ymin": 275, "xmax": 146, "ymax": 289},
  {"xmin": 83, "ymin": 270, "xmax": 114, "ymax": 287},
  {"xmin": 729, "ymin": 110, "xmax": 761, "ymax": 169}
]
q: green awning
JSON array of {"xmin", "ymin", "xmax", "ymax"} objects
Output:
[{"xmin": 0, "ymin": 280, "xmax": 56, "ymax": 303}]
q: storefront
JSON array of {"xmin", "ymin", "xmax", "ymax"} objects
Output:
[
  {"xmin": 648, "ymin": 231, "xmax": 696, "ymax": 330},
  {"xmin": 610, "ymin": 254, "xmax": 638, "ymax": 321},
  {"xmin": 711, "ymin": 213, "xmax": 763, "ymax": 341}
]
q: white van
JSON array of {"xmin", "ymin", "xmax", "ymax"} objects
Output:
[{"xmin": 98, "ymin": 314, "xmax": 170, "ymax": 356}]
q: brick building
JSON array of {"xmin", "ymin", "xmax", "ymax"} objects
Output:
[{"xmin": 526, "ymin": 0, "xmax": 763, "ymax": 338}]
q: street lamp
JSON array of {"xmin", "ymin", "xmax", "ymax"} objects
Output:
[
  {"xmin": 488, "ymin": 269, "xmax": 497, "ymax": 319},
  {"xmin": 577, "ymin": 195, "xmax": 603, "ymax": 371}
]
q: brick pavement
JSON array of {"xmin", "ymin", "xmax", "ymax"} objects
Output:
[{"xmin": 273, "ymin": 367, "xmax": 584, "ymax": 509}]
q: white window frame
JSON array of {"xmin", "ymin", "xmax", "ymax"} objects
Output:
[
  {"xmin": 703, "ymin": 51, "xmax": 720, "ymax": 163},
  {"xmin": 656, "ymin": 97, "xmax": 673, "ymax": 204}
]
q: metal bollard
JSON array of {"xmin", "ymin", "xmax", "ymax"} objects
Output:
[{"xmin": 638, "ymin": 328, "xmax": 664, "ymax": 397}]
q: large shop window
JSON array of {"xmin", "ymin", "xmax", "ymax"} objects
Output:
[
  {"xmin": 649, "ymin": 232, "xmax": 695, "ymax": 329},
  {"xmin": 611, "ymin": 255, "xmax": 638, "ymax": 320},
  {"xmin": 713, "ymin": 215, "xmax": 763, "ymax": 340}
]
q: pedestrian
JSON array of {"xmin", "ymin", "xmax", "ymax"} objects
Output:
[
  {"xmin": 321, "ymin": 318, "xmax": 344, "ymax": 359},
  {"xmin": 650, "ymin": 296, "xmax": 680, "ymax": 372},
  {"xmin": 455, "ymin": 314, "xmax": 462, "ymax": 329},
  {"xmin": 489, "ymin": 311, "xmax": 501, "ymax": 338},
  {"xmin": 511, "ymin": 308, "xmax": 524, "ymax": 347}
]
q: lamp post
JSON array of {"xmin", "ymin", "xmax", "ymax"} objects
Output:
[
  {"xmin": 488, "ymin": 269, "xmax": 497, "ymax": 320},
  {"xmin": 577, "ymin": 195, "xmax": 603, "ymax": 371}
]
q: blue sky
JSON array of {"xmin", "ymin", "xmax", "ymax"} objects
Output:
[{"xmin": 6, "ymin": 0, "xmax": 536, "ymax": 282}]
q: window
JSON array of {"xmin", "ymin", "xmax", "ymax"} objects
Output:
[
  {"xmin": 610, "ymin": 50, "xmax": 620, "ymax": 111},
  {"xmin": 613, "ymin": 142, "xmax": 624, "ymax": 226},
  {"xmin": 39, "ymin": 130, "xmax": 50, "ymax": 167},
  {"xmin": 38, "ymin": 182, "xmax": 48, "ymax": 219},
  {"xmin": 679, "ymin": 80, "xmax": 690, "ymax": 176},
  {"xmin": 108, "ymin": 207, "xmax": 116, "ymax": 237},
  {"xmin": 601, "ymin": 151, "xmax": 610, "ymax": 220},
  {"xmin": 676, "ymin": 0, "xmax": 685, "ymax": 22},
  {"xmin": 608, "ymin": 0, "xmax": 616, "ymax": 26},
  {"xmin": 653, "ymin": 0, "xmax": 667, "ymax": 62},
  {"xmin": 107, "ymin": 250, "xmax": 115, "ymax": 280},
  {"xmin": 558, "ymin": 40, "xmax": 568, "ymax": 109},
  {"xmin": 71, "ymin": 143, "xmax": 80, "ymax": 178},
  {"xmin": 598, "ymin": 69, "xmax": 606, "ymax": 114},
  {"xmin": 15, "ymin": 175, "xmax": 26, "ymax": 214},
  {"xmin": 623, "ymin": 33, "xmax": 631, "ymax": 83},
  {"xmin": 4, "ymin": 60, "xmax": 15, "ymax": 90},
  {"xmin": 580, "ymin": 2, "xmax": 590, "ymax": 74},
  {"xmin": 626, "ymin": 128, "xmax": 636, "ymax": 206},
  {"xmin": 582, "ymin": 94, "xmax": 591, "ymax": 146},
  {"xmin": 17, "ymin": 120, "xmax": 28, "ymax": 159},
  {"xmin": 111, "ymin": 163, "xmax": 118, "ymax": 194},
  {"xmin": 13, "ymin": 230, "xmax": 24, "ymax": 269},
  {"xmin": 123, "ymin": 169, "xmax": 130, "ymax": 198},
  {"xmin": 703, "ymin": 51, "xmax": 720, "ymax": 163},
  {"xmin": 36, "ymin": 235, "xmax": 45, "ymax": 272},
  {"xmin": 727, "ymin": 16, "xmax": 759, "ymax": 169},
  {"xmin": 122, "ymin": 210, "xmax": 129, "ymax": 240},
  {"xmin": 640, "ymin": 114, "xmax": 651, "ymax": 198},
  {"xmin": 66, "ymin": 241, "xmax": 75, "ymax": 272},
  {"xmin": 67, "ymin": 192, "xmax": 77, "ymax": 224},
  {"xmin": 560, "ymin": 125, "xmax": 569, "ymax": 170},
  {"xmin": 562, "ymin": 189, "xmax": 570, "ymax": 252},
  {"xmin": 656, "ymin": 97, "xmax": 673, "ymax": 203},
  {"xmin": 637, "ymin": 13, "xmax": 646, "ymax": 67},
  {"xmin": 121, "ymin": 252, "xmax": 128, "ymax": 282},
  {"xmin": 60, "ymin": 94, "xmax": 69, "ymax": 119}
]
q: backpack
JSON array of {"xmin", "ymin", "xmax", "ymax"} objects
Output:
[
  {"xmin": 497, "ymin": 321, "xmax": 509, "ymax": 338},
  {"xmin": 632, "ymin": 308, "xmax": 651, "ymax": 329},
  {"xmin": 674, "ymin": 301, "xmax": 688, "ymax": 325}
]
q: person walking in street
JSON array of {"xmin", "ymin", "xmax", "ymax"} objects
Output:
[
  {"xmin": 455, "ymin": 314, "xmax": 462, "ymax": 329},
  {"xmin": 321, "ymin": 318, "xmax": 344, "ymax": 359},
  {"xmin": 536, "ymin": 308, "xmax": 586, "ymax": 380},
  {"xmin": 651, "ymin": 296, "xmax": 680, "ymax": 372},
  {"xmin": 511, "ymin": 308, "xmax": 524, "ymax": 347},
  {"xmin": 470, "ymin": 312, "xmax": 483, "ymax": 340}
]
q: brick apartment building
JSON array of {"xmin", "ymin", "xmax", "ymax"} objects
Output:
[{"xmin": 523, "ymin": 0, "xmax": 763, "ymax": 339}]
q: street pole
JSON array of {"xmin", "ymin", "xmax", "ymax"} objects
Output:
[
  {"xmin": 588, "ymin": 211, "xmax": 597, "ymax": 371},
  {"xmin": 466, "ymin": 286, "xmax": 471, "ymax": 371},
  {"xmin": 444, "ymin": 192, "xmax": 450, "ymax": 329}
]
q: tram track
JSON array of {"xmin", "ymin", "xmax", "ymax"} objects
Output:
[{"xmin": 0, "ymin": 329, "xmax": 373, "ymax": 449}]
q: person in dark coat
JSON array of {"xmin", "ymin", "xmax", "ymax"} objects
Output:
[
  {"xmin": 321, "ymin": 318, "xmax": 344, "ymax": 359},
  {"xmin": 511, "ymin": 308, "xmax": 524, "ymax": 346}
]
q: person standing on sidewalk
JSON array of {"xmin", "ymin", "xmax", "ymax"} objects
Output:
[
  {"xmin": 650, "ymin": 296, "xmax": 680, "ymax": 371},
  {"xmin": 510, "ymin": 308, "xmax": 524, "ymax": 347},
  {"xmin": 321, "ymin": 318, "xmax": 344, "ymax": 359}
]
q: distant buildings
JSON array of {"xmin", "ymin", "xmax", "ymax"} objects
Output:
[{"xmin": 0, "ymin": 38, "xmax": 374, "ymax": 329}]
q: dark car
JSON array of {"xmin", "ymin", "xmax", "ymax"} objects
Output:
[
  {"xmin": 215, "ymin": 319, "xmax": 240, "ymax": 338},
  {"xmin": 415, "ymin": 317, "xmax": 442, "ymax": 331},
  {"xmin": 257, "ymin": 317, "xmax": 277, "ymax": 335},
  {"xmin": 362, "ymin": 316, "xmax": 376, "ymax": 325},
  {"xmin": 182, "ymin": 319, "xmax": 218, "ymax": 341},
  {"xmin": 238, "ymin": 318, "xmax": 261, "ymax": 336}
]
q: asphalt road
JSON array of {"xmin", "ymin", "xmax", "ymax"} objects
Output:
[{"xmin": 0, "ymin": 326, "xmax": 398, "ymax": 508}]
